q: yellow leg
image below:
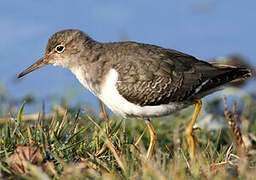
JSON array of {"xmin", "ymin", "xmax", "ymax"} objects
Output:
[
  {"xmin": 186, "ymin": 99, "xmax": 202, "ymax": 159},
  {"xmin": 146, "ymin": 120, "xmax": 157, "ymax": 158}
]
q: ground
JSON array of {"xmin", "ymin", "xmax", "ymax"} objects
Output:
[{"xmin": 0, "ymin": 90, "xmax": 256, "ymax": 179}]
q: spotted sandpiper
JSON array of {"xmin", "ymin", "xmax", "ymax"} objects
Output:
[{"xmin": 18, "ymin": 29, "xmax": 252, "ymax": 158}]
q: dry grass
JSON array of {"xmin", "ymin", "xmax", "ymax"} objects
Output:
[{"xmin": 1, "ymin": 92, "xmax": 256, "ymax": 179}]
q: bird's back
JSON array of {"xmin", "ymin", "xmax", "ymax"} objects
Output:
[{"xmin": 103, "ymin": 41, "xmax": 252, "ymax": 106}]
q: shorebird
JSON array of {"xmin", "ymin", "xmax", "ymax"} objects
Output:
[{"xmin": 18, "ymin": 29, "xmax": 252, "ymax": 158}]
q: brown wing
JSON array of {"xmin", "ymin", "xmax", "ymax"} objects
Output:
[{"xmin": 112, "ymin": 42, "xmax": 251, "ymax": 106}]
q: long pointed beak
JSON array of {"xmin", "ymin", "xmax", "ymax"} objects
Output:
[{"xmin": 18, "ymin": 58, "xmax": 48, "ymax": 78}]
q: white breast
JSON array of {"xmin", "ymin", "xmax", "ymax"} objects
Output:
[
  {"xmin": 97, "ymin": 69, "xmax": 188, "ymax": 118},
  {"xmin": 70, "ymin": 66, "xmax": 97, "ymax": 95}
]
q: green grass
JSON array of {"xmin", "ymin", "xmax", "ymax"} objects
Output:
[{"xmin": 0, "ymin": 91, "xmax": 256, "ymax": 179}]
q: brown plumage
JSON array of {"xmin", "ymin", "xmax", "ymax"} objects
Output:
[
  {"xmin": 17, "ymin": 29, "xmax": 253, "ymax": 158},
  {"xmin": 109, "ymin": 42, "xmax": 252, "ymax": 106}
]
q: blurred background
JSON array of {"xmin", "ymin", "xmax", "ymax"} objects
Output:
[{"xmin": 0, "ymin": 0, "xmax": 255, "ymax": 114}]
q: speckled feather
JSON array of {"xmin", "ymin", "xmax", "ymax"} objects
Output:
[
  {"xmin": 102, "ymin": 42, "xmax": 251, "ymax": 106},
  {"xmin": 39, "ymin": 30, "xmax": 252, "ymax": 107}
]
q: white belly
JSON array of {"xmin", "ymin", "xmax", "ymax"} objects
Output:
[{"xmin": 97, "ymin": 69, "xmax": 189, "ymax": 118}]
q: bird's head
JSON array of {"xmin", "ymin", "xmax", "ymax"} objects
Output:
[{"xmin": 18, "ymin": 29, "xmax": 94, "ymax": 78}]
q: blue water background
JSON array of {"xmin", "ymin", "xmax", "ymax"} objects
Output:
[{"xmin": 0, "ymin": 1, "xmax": 255, "ymax": 113}]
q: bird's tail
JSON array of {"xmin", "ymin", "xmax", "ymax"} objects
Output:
[
  {"xmin": 193, "ymin": 63, "xmax": 253, "ymax": 99},
  {"xmin": 210, "ymin": 63, "xmax": 253, "ymax": 84}
]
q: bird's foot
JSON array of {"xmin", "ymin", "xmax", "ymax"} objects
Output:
[
  {"xmin": 146, "ymin": 120, "xmax": 157, "ymax": 158},
  {"xmin": 186, "ymin": 129, "xmax": 200, "ymax": 159}
]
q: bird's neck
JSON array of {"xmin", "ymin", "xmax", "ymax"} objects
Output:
[
  {"xmin": 83, "ymin": 35, "xmax": 98, "ymax": 51},
  {"xmin": 70, "ymin": 65, "xmax": 99, "ymax": 95},
  {"xmin": 69, "ymin": 43, "xmax": 112, "ymax": 95}
]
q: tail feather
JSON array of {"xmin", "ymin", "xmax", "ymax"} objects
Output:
[{"xmin": 193, "ymin": 64, "xmax": 252, "ymax": 99}]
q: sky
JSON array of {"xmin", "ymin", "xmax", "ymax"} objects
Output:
[{"xmin": 0, "ymin": 0, "xmax": 255, "ymax": 113}]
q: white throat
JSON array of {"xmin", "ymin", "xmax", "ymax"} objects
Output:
[{"xmin": 69, "ymin": 65, "xmax": 98, "ymax": 95}]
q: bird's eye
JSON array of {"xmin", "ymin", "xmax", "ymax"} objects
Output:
[{"xmin": 55, "ymin": 45, "xmax": 65, "ymax": 53}]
